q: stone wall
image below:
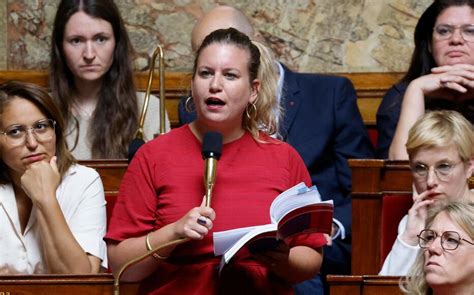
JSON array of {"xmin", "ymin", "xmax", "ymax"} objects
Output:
[{"xmin": 1, "ymin": 0, "xmax": 432, "ymax": 72}]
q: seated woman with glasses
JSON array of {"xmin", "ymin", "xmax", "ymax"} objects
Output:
[
  {"xmin": 380, "ymin": 110, "xmax": 474, "ymax": 275},
  {"xmin": 377, "ymin": 0, "xmax": 474, "ymax": 159},
  {"xmin": 0, "ymin": 81, "xmax": 107, "ymax": 274},
  {"xmin": 400, "ymin": 202, "xmax": 474, "ymax": 295}
]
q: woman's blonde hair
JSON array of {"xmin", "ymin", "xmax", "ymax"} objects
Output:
[
  {"xmin": 250, "ymin": 40, "xmax": 282, "ymax": 139},
  {"xmin": 406, "ymin": 110, "xmax": 474, "ymax": 162},
  {"xmin": 192, "ymin": 28, "xmax": 281, "ymax": 140},
  {"xmin": 400, "ymin": 202, "xmax": 474, "ymax": 294}
]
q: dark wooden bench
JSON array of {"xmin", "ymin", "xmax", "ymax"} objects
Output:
[
  {"xmin": 327, "ymin": 275, "xmax": 403, "ymax": 295},
  {"xmin": 0, "ymin": 70, "xmax": 404, "ymax": 129},
  {"xmin": 0, "ymin": 274, "xmax": 138, "ymax": 295}
]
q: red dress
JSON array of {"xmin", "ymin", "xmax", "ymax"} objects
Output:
[{"xmin": 106, "ymin": 125, "xmax": 326, "ymax": 294}]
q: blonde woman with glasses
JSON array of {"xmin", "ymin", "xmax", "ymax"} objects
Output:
[
  {"xmin": 400, "ymin": 202, "xmax": 474, "ymax": 295},
  {"xmin": 0, "ymin": 81, "xmax": 107, "ymax": 274},
  {"xmin": 380, "ymin": 110, "xmax": 474, "ymax": 275}
]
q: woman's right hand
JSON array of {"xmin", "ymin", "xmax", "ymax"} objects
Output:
[
  {"xmin": 171, "ymin": 197, "xmax": 216, "ymax": 240},
  {"xmin": 400, "ymin": 186, "xmax": 437, "ymax": 246},
  {"xmin": 20, "ymin": 156, "xmax": 60, "ymax": 206}
]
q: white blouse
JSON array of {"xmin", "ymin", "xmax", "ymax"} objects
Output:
[{"xmin": 0, "ymin": 164, "xmax": 107, "ymax": 274}]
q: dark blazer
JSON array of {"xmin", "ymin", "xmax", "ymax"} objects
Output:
[
  {"xmin": 376, "ymin": 82, "xmax": 408, "ymax": 159},
  {"xmin": 281, "ymin": 67, "xmax": 374, "ymax": 238},
  {"xmin": 178, "ymin": 66, "xmax": 375, "ymax": 274}
]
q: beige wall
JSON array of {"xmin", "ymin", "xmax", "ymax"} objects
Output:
[{"xmin": 1, "ymin": 0, "xmax": 433, "ymax": 73}]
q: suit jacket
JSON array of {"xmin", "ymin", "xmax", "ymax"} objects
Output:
[
  {"xmin": 281, "ymin": 67, "xmax": 374, "ymax": 238},
  {"xmin": 376, "ymin": 82, "xmax": 408, "ymax": 159}
]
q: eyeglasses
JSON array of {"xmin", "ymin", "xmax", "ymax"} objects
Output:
[
  {"xmin": 410, "ymin": 161, "xmax": 461, "ymax": 182},
  {"xmin": 0, "ymin": 119, "xmax": 56, "ymax": 147},
  {"xmin": 433, "ymin": 24, "xmax": 474, "ymax": 42},
  {"xmin": 418, "ymin": 229, "xmax": 474, "ymax": 251}
]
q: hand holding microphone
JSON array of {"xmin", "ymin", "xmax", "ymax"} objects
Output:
[
  {"xmin": 201, "ymin": 131, "xmax": 222, "ymax": 207},
  {"xmin": 173, "ymin": 131, "xmax": 221, "ymax": 239},
  {"xmin": 172, "ymin": 197, "xmax": 216, "ymax": 240},
  {"xmin": 115, "ymin": 132, "xmax": 222, "ymax": 294}
]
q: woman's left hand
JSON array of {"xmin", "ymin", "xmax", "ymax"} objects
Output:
[{"xmin": 21, "ymin": 156, "xmax": 60, "ymax": 205}]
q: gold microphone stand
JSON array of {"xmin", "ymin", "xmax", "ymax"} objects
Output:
[
  {"xmin": 135, "ymin": 44, "xmax": 166, "ymax": 141},
  {"xmin": 113, "ymin": 238, "xmax": 189, "ymax": 295}
]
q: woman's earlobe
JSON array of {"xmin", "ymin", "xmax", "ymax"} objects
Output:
[{"xmin": 249, "ymin": 80, "xmax": 260, "ymax": 103}]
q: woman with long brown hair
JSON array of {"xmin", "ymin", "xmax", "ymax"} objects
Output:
[{"xmin": 50, "ymin": 0, "xmax": 169, "ymax": 159}]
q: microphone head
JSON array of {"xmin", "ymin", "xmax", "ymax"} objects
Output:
[{"xmin": 202, "ymin": 131, "xmax": 223, "ymax": 160}]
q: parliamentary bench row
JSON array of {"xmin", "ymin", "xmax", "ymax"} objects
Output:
[
  {"xmin": 0, "ymin": 70, "xmax": 404, "ymax": 131},
  {"xmin": 85, "ymin": 158, "xmax": 411, "ymax": 275},
  {"xmin": 0, "ymin": 274, "xmax": 404, "ymax": 295},
  {"xmin": 77, "ymin": 159, "xmax": 474, "ymax": 276}
]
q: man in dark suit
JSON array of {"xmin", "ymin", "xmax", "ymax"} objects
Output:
[{"xmin": 180, "ymin": 5, "xmax": 375, "ymax": 294}]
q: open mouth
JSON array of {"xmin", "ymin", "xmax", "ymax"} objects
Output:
[{"xmin": 205, "ymin": 98, "xmax": 225, "ymax": 106}]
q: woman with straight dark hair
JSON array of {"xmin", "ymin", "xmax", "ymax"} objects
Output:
[
  {"xmin": 50, "ymin": 0, "xmax": 169, "ymax": 159},
  {"xmin": 0, "ymin": 81, "xmax": 106, "ymax": 274},
  {"xmin": 376, "ymin": 0, "xmax": 474, "ymax": 159}
]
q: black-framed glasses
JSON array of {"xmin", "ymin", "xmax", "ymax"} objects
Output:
[
  {"xmin": 433, "ymin": 24, "xmax": 474, "ymax": 42},
  {"xmin": 410, "ymin": 161, "xmax": 461, "ymax": 182},
  {"xmin": 0, "ymin": 119, "xmax": 56, "ymax": 147},
  {"xmin": 418, "ymin": 229, "xmax": 474, "ymax": 251}
]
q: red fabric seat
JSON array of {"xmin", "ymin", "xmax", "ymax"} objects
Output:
[
  {"xmin": 105, "ymin": 193, "xmax": 118, "ymax": 228},
  {"xmin": 367, "ymin": 127, "xmax": 378, "ymax": 149},
  {"xmin": 380, "ymin": 194, "xmax": 413, "ymax": 267}
]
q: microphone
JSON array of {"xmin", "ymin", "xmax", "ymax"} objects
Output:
[{"xmin": 201, "ymin": 132, "xmax": 222, "ymax": 207}]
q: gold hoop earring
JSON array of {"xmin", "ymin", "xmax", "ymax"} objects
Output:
[
  {"xmin": 245, "ymin": 102, "xmax": 257, "ymax": 120},
  {"xmin": 185, "ymin": 96, "xmax": 195, "ymax": 113}
]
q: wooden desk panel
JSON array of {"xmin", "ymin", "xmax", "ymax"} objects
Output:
[
  {"xmin": 327, "ymin": 275, "xmax": 363, "ymax": 295},
  {"xmin": 350, "ymin": 159, "xmax": 412, "ymax": 275},
  {"xmin": 0, "ymin": 274, "xmax": 139, "ymax": 295},
  {"xmin": 79, "ymin": 159, "xmax": 128, "ymax": 195},
  {"xmin": 327, "ymin": 275, "xmax": 402, "ymax": 295}
]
